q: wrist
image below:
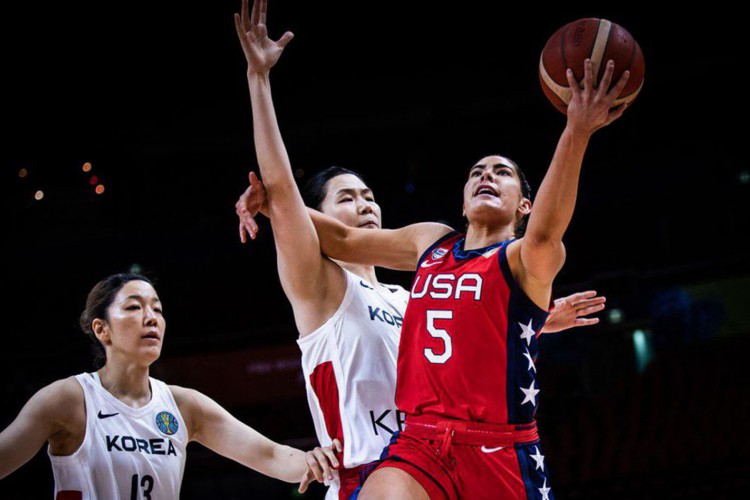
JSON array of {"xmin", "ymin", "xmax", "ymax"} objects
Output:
[
  {"xmin": 246, "ymin": 70, "xmax": 271, "ymax": 85},
  {"xmin": 563, "ymin": 124, "xmax": 593, "ymax": 144}
]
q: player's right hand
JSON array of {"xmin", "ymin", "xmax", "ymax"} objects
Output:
[
  {"xmin": 236, "ymin": 171, "xmax": 268, "ymax": 243},
  {"xmin": 298, "ymin": 439, "xmax": 343, "ymax": 493}
]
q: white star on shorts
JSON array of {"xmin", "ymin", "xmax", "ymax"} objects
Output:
[{"xmin": 520, "ymin": 381, "xmax": 540, "ymax": 406}]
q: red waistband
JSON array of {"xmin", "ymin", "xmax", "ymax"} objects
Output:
[{"xmin": 404, "ymin": 414, "xmax": 539, "ymax": 447}]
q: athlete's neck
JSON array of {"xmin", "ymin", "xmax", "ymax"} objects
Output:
[
  {"xmin": 464, "ymin": 223, "xmax": 515, "ymax": 251},
  {"xmin": 97, "ymin": 361, "xmax": 152, "ymax": 408},
  {"xmin": 336, "ymin": 261, "xmax": 379, "ymax": 286}
]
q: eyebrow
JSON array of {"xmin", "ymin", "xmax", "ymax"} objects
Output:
[
  {"xmin": 124, "ymin": 295, "xmax": 161, "ymax": 303},
  {"xmin": 470, "ymin": 163, "xmax": 516, "ymax": 173},
  {"xmin": 335, "ymin": 187, "xmax": 373, "ymax": 196}
]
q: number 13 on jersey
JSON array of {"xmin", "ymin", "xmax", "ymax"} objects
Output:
[{"xmin": 424, "ymin": 310, "xmax": 453, "ymax": 364}]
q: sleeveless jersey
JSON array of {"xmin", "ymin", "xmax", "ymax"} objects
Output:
[
  {"xmin": 396, "ymin": 233, "xmax": 550, "ymax": 424},
  {"xmin": 49, "ymin": 373, "xmax": 188, "ymax": 500},
  {"xmin": 297, "ymin": 269, "xmax": 408, "ymax": 496}
]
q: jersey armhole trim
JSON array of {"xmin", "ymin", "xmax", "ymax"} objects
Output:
[
  {"xmin": 48, "ymin": 374, "xmax": 90, "ymax": 462},
  {"xmin": 415, "ymin": 231, "xmax": 459, "ymax": 269},
  {"xmin": 297, "ymin": 269, "xmax": 357, "ymax": 346},
  {"xmin": 498, "ymin": 241, "xmax": 550, "ymax": 318}
]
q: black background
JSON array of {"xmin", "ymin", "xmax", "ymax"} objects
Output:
[{"xmin": 3, "ymin": 1, "xmax": 749, "ymax": 498}]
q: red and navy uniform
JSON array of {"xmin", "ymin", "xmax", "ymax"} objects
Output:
[{"xmin": 359, "ymin": 233, "xmax": 554, "ymax": 500}]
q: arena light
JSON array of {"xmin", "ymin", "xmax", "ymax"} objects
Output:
[
  {"xmin": 607, "ymin": 308, "xmax": 623, "ymax": 324},
  {"xmin": 18, "ymin": 168, "xmax": 28, "ymax": 178},
  {"xmin": 632, "ymin": 329, "xmax": 653, "ymax": 373},
  {"xmin": 82, "ymin": 162, "xmax": 92, "ymax": 172},
  {"xmin": 130, "ymin": 263, "xmax": 142, "ymax": 274},
  {"xmin": 89, "ymin": 175, "xmax": 99, "ymax": 186},
  {"xmin": 34, "ymin": 190, "xmax": 44, "ymax": 201},
  {"xmin": 95, "ymin": 184, "xmax": 105, "ymax": 195},
  {"xmin": 740, "ymin": 171, "xmax": 750, "ymax": 184}
]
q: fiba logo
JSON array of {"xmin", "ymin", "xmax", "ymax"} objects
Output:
[
  {"xmin": 431, "ymin": 248, "xmax": 448, "ymax": 260},
  {"xmin": 155, "ymin": 411, "xmax": 179, "ymax": 435}
]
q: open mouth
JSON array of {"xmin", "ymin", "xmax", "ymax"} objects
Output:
[
  {"xmin": 473, "ymin": 184, "xmax": 499, "ymax": 198},
  {"xmin": 142, "ymin": 332, "xmax": 160, "ymax": 341}
]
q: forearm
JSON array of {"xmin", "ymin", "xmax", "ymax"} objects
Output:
[
  {"xmin": 525, "ymin": 126, "xmax": 590, "ymax": 244},
  {"xmin": 246, "ymin": 72, "xmax": 296, "ymax": 192}
]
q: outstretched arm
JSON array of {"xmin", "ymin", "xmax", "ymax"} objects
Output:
[
  {"xmin": 515, "ymin": 59, "xmax": 630, "ymax": 302},
  {"xmin": 234, "ymin": 0, "xmax": 344, "ymax": 318},
  {"xmin": 172, "ymin": 386, "xmax": 338, "ymax": 491},
  {"xmin": 0, "ymin": 378, "xmax": 82, "ymax": 479}
]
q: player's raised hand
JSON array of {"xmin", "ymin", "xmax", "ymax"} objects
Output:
[
  {"xmin": 566, "ymin": 59, "xmax": 630, "ymax": 135},
  {"xmin": 540, "ymin": 290, "xmax": 606, "ymax": 334},
  {"xmin": 234, "ymin": 0, "xmax": 294, "ymax": 75},
  {"xmin": 298, "ymin": 439, "xmax": 343, "ymax": 493},
  {"xmin": 236, "ymin": 171, "xmax": 268, "ymax": 243}
]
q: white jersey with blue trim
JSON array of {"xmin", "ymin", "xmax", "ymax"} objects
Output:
[
  {"xmin": 297, "ymin": 269, "xmax": 408, "ymax": 498},
  {"xmin": 48, "ymin": 373, "xmax": 188, "ymax": 500}
]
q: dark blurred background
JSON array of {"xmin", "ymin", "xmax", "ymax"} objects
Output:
[{"xmin": 3, "ymin": 0, "xmax": 749, "ymax": 498}]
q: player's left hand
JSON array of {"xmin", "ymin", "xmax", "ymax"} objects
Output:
[
  {"xmin": 234, "ymin": 0, "xmax": 294, "ymax": 75},
  {"xmin": 541, "ymin": 290, "xmax": 606, "ymax": 334},
  {"xmin": 298, "ymin": 439, "xmax": 343, "ymax": 493},
  {"xmin": 236, "ymin": 171, "xmax": 268, "ymax": 243},
  {"xmin": 565, "ymin": 58, "xmax": 630, "ymax": 136}
]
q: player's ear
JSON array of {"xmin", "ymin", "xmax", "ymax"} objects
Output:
[
  {"xmin": 93, "ymin": 319, "xmax": 111, "ymax": 345},
  {"xmin": 518, "ymin": 197, "xmax": 532, "ymax": 216}
]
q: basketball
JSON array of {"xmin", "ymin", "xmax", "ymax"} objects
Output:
[{"xmin": 539, "ymin": 18, "xmax": 645, "ymax": 114}]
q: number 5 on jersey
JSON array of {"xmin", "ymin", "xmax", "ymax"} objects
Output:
[{"xmin": 424, "ymin": 310, "xmax": 453, "ymax": 364}]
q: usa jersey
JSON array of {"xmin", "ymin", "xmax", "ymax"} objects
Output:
[
  {"xmin": 396, "ymin": 233, "xmax": 549, "ymax": 424},
  {"xmin": 49, "ymin": 373, "xmax": 187, "ymax": 500},
  {"xmin": 297, "ymin": 269, "xmax": 408, "ymax": 498}
]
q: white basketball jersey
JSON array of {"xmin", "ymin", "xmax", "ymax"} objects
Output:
[
  {"xmin": 48, "ymin": 373, "xmax": 188, "ymax": 500},
  {"xmin": 297, "ymin": 269, "xmax": 408, "ymax": 498}
]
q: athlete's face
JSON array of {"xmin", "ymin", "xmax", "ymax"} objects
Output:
[
  {"xmin": 319, "ymin": 174, "xmax": 382, "ymax": 230},
  {"xmin": 94, "ymin": 280, "xmax": 165, "ymax": 366},
  {"xmin": 462, "ymin": 155, "xmax": 531, "ymax": 228}
]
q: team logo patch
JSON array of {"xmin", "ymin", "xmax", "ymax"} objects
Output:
[
  {"xmin": 155, "ymin": 411, "xmax": 179, "ymax": 435},
  {"xmin": 431, "ymin": 248, "xmax": 448, "ymax": 260}
]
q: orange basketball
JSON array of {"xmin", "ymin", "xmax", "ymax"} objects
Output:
[{"xmin": 539, "ymin": 18, "xmax": 645, "ymax": 114}]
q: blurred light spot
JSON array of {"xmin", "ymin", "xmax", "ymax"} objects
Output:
[
  {"xmin": 89, "ymin": 175, "xmax": 99, "ymax": 186},
  {"xmin": 95, "ymin": 184, "xmax": 105, "ymax": 195},
  {"xmin": 632, "ymin": 329, "xmax": 653, "ymax": 373},
  {"xmin": 295, "ymin": 168, "xmax": 305, "ymax": 179},
  {"xmin": 129, "ymin": 263, "xmax": 142, "ymax": 274},
  {"xmin": 34, "ymin": 190, "xmax": 44, "ymax": 201},
  {"xmin": 19, "ymin": 168, "xmax": 28, "ymax": 178},
  {"xmin": 406, "ymin": 182, "xmax": 416, "ymax": 194},
  {"xmin": 82, "ymin": 162, "xmax": 92, "ymax": 172},
  {"xmin": 740, "ymin": 171, "xmax": 750, "ymax": 184},
  {"xmin": 607, "ymin": 308, "xmax": 623, "ymax": 324}
]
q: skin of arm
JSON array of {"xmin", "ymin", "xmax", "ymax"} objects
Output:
[
  {"xmin": 308, "ymin": 208, "xmax": 453, "ymax": 272},
  {"xmin": 171, "ymin": 385, "xmax": 311, "ymax": 484},
  {"xmin": 235, "ymin": 0, "xmax": 347, "ymax": 333},
  {"xmin": 510, "ymin": 59, "xmax": 630, "ymax": 308},
  {"xmin": 0, "ymin": 378, "xmax": 84, "ymax": 479}
]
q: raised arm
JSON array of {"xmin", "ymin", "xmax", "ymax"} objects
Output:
[
  {"xmin": 0, "ymin": 378, "xmax": 83, "ymax": 479},
  {"xmin": 234, "ymin": 0, "xmax": 345, "ymax": 326},
  {"xmin": 171, "ymin": 386, "xmax": 339, "ymax": 491},
  {"xmin": 515, "ymin": 59, "xmax": 630, "ymax": 299}
]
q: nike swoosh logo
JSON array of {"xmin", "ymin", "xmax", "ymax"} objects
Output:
[
  {"xmin": 480, "ymin": 445, "xmax": 506, "ymax": 453},
  {"xmin": 97, "ymin": 411, "xmax": 119, "ymax": 419},
  {"xmin": 420, "ymin": 260, "xmax": 441, "ymax": 268}
]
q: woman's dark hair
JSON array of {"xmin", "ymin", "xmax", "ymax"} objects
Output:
[
  {"xmin": 301, "ymin": 166, "xmax": 368, "ymax": 210},
  {"xmin": 513, "ymin": 162, "xmax": 532, "ymax": 238},
  {"xmin": 79, "ymin": 273, "xmax": 154, "ymax": 368}
]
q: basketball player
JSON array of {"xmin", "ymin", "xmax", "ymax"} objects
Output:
[
  {"xmin": 0, "ymin": 273, "xmax": 338, "ymax": 498},
  {"xmin": 232, "ymin": 1, "xmax": 608, "ymax": 498},
  {"xmin": 281, "ymin": 61, "xmax": 630, "ymax": 500}
]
